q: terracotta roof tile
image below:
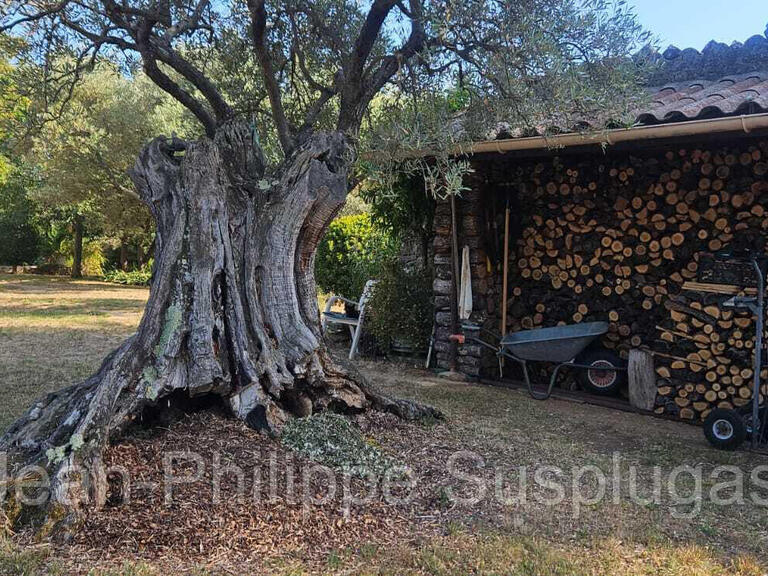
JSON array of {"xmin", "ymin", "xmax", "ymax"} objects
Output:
[
  {"xmin": 485, "ymin": 32, "xmax": 768, "ymax": 140},
  {"xmin": 637, "ymin": 71, "xmax": 768, "ymax": 124}
]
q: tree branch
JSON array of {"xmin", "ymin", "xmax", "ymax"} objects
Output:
[
  {"xmin": 151, "ymin": 42, "xmax": 233, "ymax": 123},
  {"xmin": 348, "ymin": 0, "xmax": 398, "ymax": 79},
  {"xmin": 338, "ymin": 0, "xmax": 425, "ymax": 131},
  {"xmin": 162, "ymin": 0, "xmax": 210, "ymax": 40},
  {"xmin": 142, "ymin": 56, "xmax": 217, "ymax": 137},
  {"xmin": 0, "ymin": 1, "xmax": 69, "ymax": 32},
  {"xmin": 3, "ymin": 1, "xmax": 230, "ymax": 138},
  {"xmin": 363, "ymin": 0, "xmax": 425, "ymax": 97},
  {"xmin": 246, "ymin": 0, "xmax": 294, "ymax": 155}
]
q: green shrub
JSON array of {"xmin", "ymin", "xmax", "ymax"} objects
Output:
[
  {"xmin": 315, "ymin": 213, "xmax": 397, "ymax": 300},
  {"xmin": 367, "ymin": 262, "xmax": 433, "ymax": 352},
  {"xmin": 39, "ymin": 231, "xmax": 107, "ymax": 277},
  {"xmin": 102, "ymin": 262, "xmax": 153, "ymax": 286},
  {"xmin": 62, "ymin": 238, "xmax": 106, "ymax": 276}
]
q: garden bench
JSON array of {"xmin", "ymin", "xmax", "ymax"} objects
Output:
[{"xmin": 322, "ymin": 280, "xmax": 377, "ymax": 360}]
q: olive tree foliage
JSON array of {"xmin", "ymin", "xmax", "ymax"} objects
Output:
[
  {"xmin": 0, "ymin": 37, "xmax": 29, "ymax": 181},
  {"xmin": 2, "ymin": 0, "xmax": 650, "ymax": 167},
  {"xmin": 0, "ymin": 167, "xmax": 40, "ymax": 268},
  {"xmin": 360, "ymin": 0, "xmax": 652, "ymax": 198},
  {"xmin": 0, "ymin": 0, "xmax": 650, "ymax": 533},
  {"xmin": 0, "ymin": 38, "xmax": 41, "ymax": 269}
]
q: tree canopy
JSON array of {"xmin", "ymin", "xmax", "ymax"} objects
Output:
[
  {"xmin": 2, "ymin": 0, "xmax": 651, "ymax": 168},
  {"xmin": 0, "ymin": 37, "xmax": 29, "ymax": 182},
  {"xmin": 0, "ymin": 38, "xmax": 40, "ymax": 268},
  {"xmin": 0, "ymin": 166, "xmax": 39, "ymax": 267}
]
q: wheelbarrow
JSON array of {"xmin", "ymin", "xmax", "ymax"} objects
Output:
[{"xmin": 451, "ymin": 321, "xmax": 626, "ymax": 400}]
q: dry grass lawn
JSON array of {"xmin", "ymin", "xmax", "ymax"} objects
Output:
[
  {"xmin": 0, "ymin": 274, "xmax": 767, "ymax": 575},
  {"xmin": 0, "ymin": 274, "xmax": 148, "ymax": 433}
]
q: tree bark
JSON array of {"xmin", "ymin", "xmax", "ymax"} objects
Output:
[
  {"xmin": 71, "ymin": 215, "xmax": 83, "ymax": 279},
  {"xmin": 1, "ymin": 122, "xmax": 438, "ymax": 534}
]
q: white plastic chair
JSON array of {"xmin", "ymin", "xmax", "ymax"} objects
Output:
[{"xmin": 322, "ymin": 280, "xmax": 377, "ymax": 359}]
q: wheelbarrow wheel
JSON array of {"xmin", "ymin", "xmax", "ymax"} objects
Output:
[
  {"xmin": 704, "ymin": 408, "xmax": 747, "ymax": 450},
  {"xmin": 575, "ymin": 349, "xmax": 625, "ymax": 396}
]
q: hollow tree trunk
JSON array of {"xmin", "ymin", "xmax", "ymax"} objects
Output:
[{"xmin": 1, "ymin": 122, "xmax": 438, "ymax": 533}]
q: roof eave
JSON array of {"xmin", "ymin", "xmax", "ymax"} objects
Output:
[{"xmin": 453, "ymin": 113, "xmax": 768, "ymax": 157}]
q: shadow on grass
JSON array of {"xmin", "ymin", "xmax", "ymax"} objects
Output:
[
  {"xmin": 0, "ymin": 273, "xmax": 149, "ymax": 294},
  {"xmin": 0, "ymin": 299, "xmax": 147, "ymax": 318}
]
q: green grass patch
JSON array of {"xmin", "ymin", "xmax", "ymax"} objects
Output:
[{"xmin": 0, "ymin": 539, "xmax": 51, "ymax": 576}]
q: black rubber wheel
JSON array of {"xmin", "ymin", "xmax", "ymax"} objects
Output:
[
  {"xmin": 703, "ymin": 408, "xmax": 747, "ymax": 451},
  {"xmin": 575, "ymin": 348, "xmax": 626, "ymax": 396}
]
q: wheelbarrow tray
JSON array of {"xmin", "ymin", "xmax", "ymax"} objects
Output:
[{"xmin": 500, "ymin": 321, "xmax": 609, "ymax": 363}]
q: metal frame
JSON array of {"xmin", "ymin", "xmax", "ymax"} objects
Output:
[
  {"xmin": 719, "ymin": 251, "xmax": 768, "ymax": 448},
  {"xmin": 322, "ymin": 280, "xmax": 377, "ymax": 360}
]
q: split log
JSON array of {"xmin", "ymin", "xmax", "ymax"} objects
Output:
[
  {"xmin": 628, "ymin": 349, "xmax": 656, "ymax": 411},
  {"xmin": 500, "ymin": 140, "xmax": 768, "ymax": 422}
]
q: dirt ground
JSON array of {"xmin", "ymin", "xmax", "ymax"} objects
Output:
[{"xmin": 1, "ymin": 274, "xmax": 767, "ymax": 575}]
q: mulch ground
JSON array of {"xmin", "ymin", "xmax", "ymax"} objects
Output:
[{"xmin": 54, "ymin": 410, "xmax": 446, "ymax": 574}]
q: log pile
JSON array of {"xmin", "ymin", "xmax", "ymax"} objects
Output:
[
  {"xmin": 653, "ymin": 289, "xmax": 768, "ymax": 420},
  {"xmin": 491, "ymin": 140, "xmax": 768, "ymax": 419}
]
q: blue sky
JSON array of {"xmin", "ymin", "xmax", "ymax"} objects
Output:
[{"xmin": 629, "ymin": 0, "xmax": 768, "ymax": 50}]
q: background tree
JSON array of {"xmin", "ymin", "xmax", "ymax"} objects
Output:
[
  {"xmin": 1, "ymin": 0, "xmax": 649, "ymax": 532},
  {"xmin": 0, "ymin": 37, "xmax": 27, "ymax": 177},
  {"xmin": 0, "ymin": 166, "xmax": 40, "ymax": 271},
  {"xmin": 0, "ymin": 37, "xmax": 41, "ymax": 271},
  {"xmin": 31, "ymin": 64, "xmax": 190, "ymax": 276}
]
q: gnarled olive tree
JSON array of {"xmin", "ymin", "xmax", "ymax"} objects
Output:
[{"xmin": 0, "ymin": 0, "xmax": 648, "ymax": 531}]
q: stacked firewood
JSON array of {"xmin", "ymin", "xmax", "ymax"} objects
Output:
[
  {"xmin": 498, "ymin": 141, "xmax": 768, "ymax": 419},
  {"xmin": 653, "ymin": 289, "xmax": 768, "ymax": 420}
]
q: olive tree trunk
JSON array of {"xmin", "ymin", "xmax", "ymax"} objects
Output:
[{"xmin": 1, "ymin": 122, "xmax": 437, "ymax": 533}]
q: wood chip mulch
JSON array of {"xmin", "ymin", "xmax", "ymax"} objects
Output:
[{"xmin": 54, "ymin": 409, "xmax": 453, "ymax": 574}]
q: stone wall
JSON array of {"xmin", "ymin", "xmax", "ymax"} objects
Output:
[{"xmin": 432, "ymin": 188, "xmax": 493, "ymax": 376}]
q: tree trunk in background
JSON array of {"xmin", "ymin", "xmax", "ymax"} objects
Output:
[
  {"xmin": 71, "ymin": 215, "xmax": 83, "ymax": 279},
  {"xmin": 1, "ymin": 122, "xmax": 438, "ymax": 533},
  {"xmin": 119, "ymin": 243, "xmax": 129, "ymax": 271},
  {"xmin": 136, "ymin": 243, "xmax": 144, "ymax": 267}
]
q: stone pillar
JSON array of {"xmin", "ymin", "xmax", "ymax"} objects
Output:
[{"xmin": 431, "ymin": 184, "xmax": 490, "ymax": 378}]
